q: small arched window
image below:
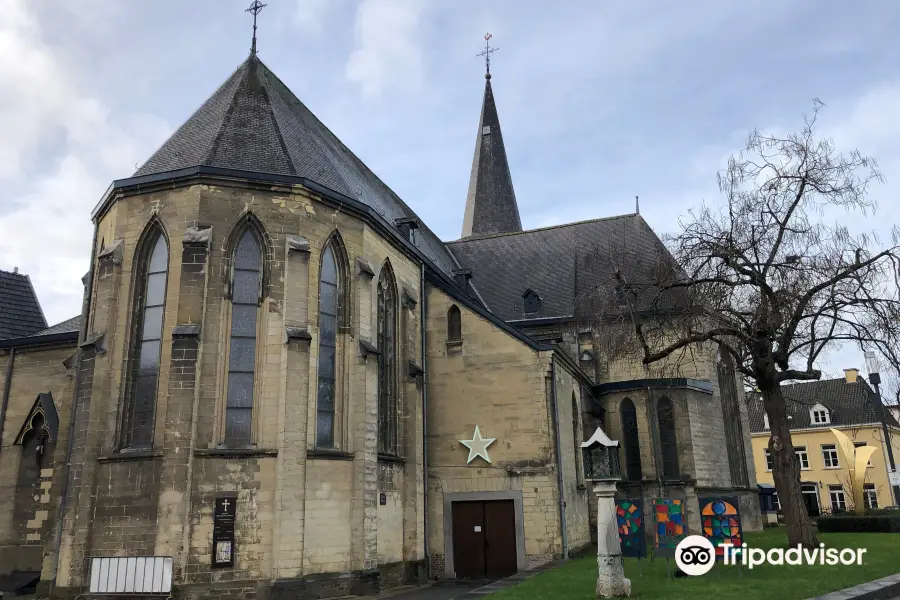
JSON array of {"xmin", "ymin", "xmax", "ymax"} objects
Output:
[
  {"xmin": 316, "ymin": 236, "xmax": 348, "ymax": 448},
  {"xmin": 523, "ymin": 289, "xmax": 541, "ymax": 314},
  {"xmin": 377, "ymin": 262, "xmax": 399, "ymax": 456},
  {"xmin": 657, "ymin": 396, "xmax": 679, "ymax": 481},
  {"xmin": 620, "ymin": 398, "xmax": 642, "ymax": 481},
  {"xmin": 447, "ymin": 305, "xmax": 461, "ymax": 342},
  {"xmin": 225, "ymin": 227, "xmax": 263, "ymax": 446},
  {"xmin": 123, "ymin": 228, "xmax": 168, "ymax": 449}
]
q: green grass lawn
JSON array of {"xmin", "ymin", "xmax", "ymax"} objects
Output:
[{"xmin": 488, "ymin": 529, "xmax": 900, "ymax": 600}]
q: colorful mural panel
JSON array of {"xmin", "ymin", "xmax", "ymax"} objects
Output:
[
  {"xmin": 699, "ymin": 497, "xmax": 743, "ymax": 558},
  {"xmin": 652, "ymin": 498, "xmax": 685, "ymax": 558},
  {"xmin": 616, "ymin": 499, "xmax": 646, "ymax": 558}
]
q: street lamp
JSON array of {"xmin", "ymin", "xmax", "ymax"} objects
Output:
[
  {"xmin": 581, "ymin": 428, "xmax": 629, "ymax": 598},
  {"xmin": 865, "ymin": 351, "xmax": 899, "ymax": 507}
]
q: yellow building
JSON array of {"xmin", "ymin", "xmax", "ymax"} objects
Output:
[{"xmin": 749, "ymin": 369, "xmax": 900, "ymax": 520}]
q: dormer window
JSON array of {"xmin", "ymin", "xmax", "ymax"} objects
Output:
[
  {"xmin": 523, "ymin": 289, "xmax": 541, "ymax": 314},
  {"xmin": 810, "ymin": 403, "xmax": 830, "ymax": 425},
  {"xmin": 482, "ymin": 125, "xmax": 491, "ymax": 135}
]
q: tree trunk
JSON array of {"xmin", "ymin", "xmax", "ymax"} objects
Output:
[{"xmin": 761, "ymin": 382, "xmax": 819, "ymax": 548}]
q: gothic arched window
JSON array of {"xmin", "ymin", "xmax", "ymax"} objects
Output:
[
  {"xmin": 123, "ymin": 227, "xmax": 168, "ymax": 449},
  {"xmin": 571, "ymin": 392, "xmax": 583, "ymax": 484},
  {"xmin": 657, "ymin": 396, "xmax": 679, "ymax": 481},
  {"xmin": 620, "ymin": 398, "xmax": 642, "ymax": 481},
  {"xmin": 377, "ymin": 262, "xmax": 398, "ymax": 455},
  {"xmin": 717, "ymin": 348, "xmax": 749, "ymax": 486},
  {"xmin": 316, "ymin": 237, "xmax": 348, "ymax": 448},
  {"xmin": 225, "ymin": 227, "xmax": 263, "ymax": 446},
  {"xmin": 447, "ymin": 305, "xmax": 461, "ymax": 342}
]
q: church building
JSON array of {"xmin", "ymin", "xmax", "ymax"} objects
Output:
[{"xmin": 0, "ymin": 25, "xmax": 759, "ymax": 600}]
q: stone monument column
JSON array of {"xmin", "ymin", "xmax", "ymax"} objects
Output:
[{"xmin": 594, "ymin": 481, "xmax": 631, "ymax": 598}]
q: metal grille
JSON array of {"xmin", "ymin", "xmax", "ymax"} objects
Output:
[
  {"xmin": 582, "ymin": 445, "xmax": 621, "ymax": 481},
  {"xmin": 88, "ymin": 556, "xmax": 173, "ymax": 595}
]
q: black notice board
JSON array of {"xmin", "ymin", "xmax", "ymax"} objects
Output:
[{"xmin": 212, "ymin": 496, "xmax": 237, "ymax": 568}]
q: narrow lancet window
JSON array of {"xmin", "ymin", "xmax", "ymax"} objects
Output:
[
  {"xmin": 377, "ymin": 263, "xmax": 398, "ymax": 455},
  {"xmin": 124, "ymin": 231, "xmax": 168, "ymax": 449},
  {"xmin": 225, "ymin": 229, "xmax": 262, "ymax": 446}
]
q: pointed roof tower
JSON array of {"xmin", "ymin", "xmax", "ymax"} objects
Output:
[
  {"xmin": 132, "ymin": 51, "xmax": 459, "ymax": 278},
  {"xmin": 461, "ymin": 34, "xmax": 522, "ymax": 238}
]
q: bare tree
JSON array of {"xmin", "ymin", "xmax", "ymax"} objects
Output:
[{"xmin": 577, "ymin": 100, "xmax": 900, "ymax": 547}]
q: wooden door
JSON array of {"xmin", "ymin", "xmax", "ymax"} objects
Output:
[
  {"xmin": 451, "ymin": 500, "xmax": 518, "ymax": 579},
  {"xmin": 452, "ymin": 502, "xmax": 486, "ymax": 579},
  {"xmin": 484, "ymin": 501, "xmax": 517, "ymax": 578}
]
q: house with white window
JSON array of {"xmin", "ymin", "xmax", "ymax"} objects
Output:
[{"xmin": 748, "ymin": 369, "xmax": 900, "ymax": 522}]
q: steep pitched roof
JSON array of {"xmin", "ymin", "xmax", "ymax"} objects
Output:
[
  {"xmin": 447, "ymin": 214, "xmax": 666, "ymax": 321},
  {"xmin": 0, "ymin": 269, "xmax": 47, "ymax": 339},
  {"xmin": 134, "ymin": 55, "xmax": 458, "ymax": 277},
  {"xmin": 460, "ymin": 76, "xmax": 522, "ymax": 238},
  {"xmin": 747, "ymin": 378, "xmax": 900, "ymax": 433}
]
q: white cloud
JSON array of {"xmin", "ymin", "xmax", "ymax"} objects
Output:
[
  {"xmin": 294, "ymin": 0, "xmax": 331, "ymax": 33},
  {"xmin": 0, "ymin": 0, "xmax": 169, "ymax": 326},
  {"xmin": 345, "ymin": 0, "xmax": 430, "ymax": 100}
]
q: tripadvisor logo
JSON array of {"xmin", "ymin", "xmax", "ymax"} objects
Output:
[
  {"xmin": 722, "ymin": 542, "xmax": 867, "ymax": 569},
  {"xmin": 675, "ymin": 536, "xmax": 867, "ymax": 575}
]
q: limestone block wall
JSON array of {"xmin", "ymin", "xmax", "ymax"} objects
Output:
[
  {"xmin": 425, "ymin": 285, "xmax": 570, "ymax": 574},
  {"xmin": 551, "ymin": 363, "xmax": 592, "ymax": 552},
  {"xmin": 0, "ymin": 344, "xmax": 76, "ymax": 574},
  {"xmin": 53, "ymin": 181, "xmax": 426, "ymax": 596}
]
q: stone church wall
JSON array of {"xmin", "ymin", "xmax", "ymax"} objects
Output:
[
  {"xmin": 0, "ymin": 343, "xmax": 76, "ymax": 574},
  {"xmin": 51, "ymin": 182, "xmax": 427, "ymax": 599},
  {"xmin": 551, "ymin": 361, "xmax": 592, "ymax": 554},
  {"xmin": 425, "ymin": 285, "xmax": 570, "ymax": 575}
]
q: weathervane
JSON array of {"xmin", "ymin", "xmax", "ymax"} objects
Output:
[
  {"xmin": 477, "ymin": 33, "xmax": 498, "ymax": 79},
  {"xmin": 246, "ymin": 0, "xmax": 267, "ymax": 56}
]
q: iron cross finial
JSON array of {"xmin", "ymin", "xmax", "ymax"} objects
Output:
[
  {"xmin": 246, "ymin": 0, "xmax": 267, "ymax": 56},
  {"xmin": 477, "ymin": 32, "xmax": 498, "ymax": 79}
]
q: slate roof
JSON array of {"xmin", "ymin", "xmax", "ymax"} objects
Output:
[
  {"xmin": 133, "ymin": 55, "xmax": 458, "ymax": 277},
  {"xmin": 447, "ymin": 213, "xmax": 670, "ymax": 321},
  {"xmin": 30, "ymin": 315, "xmax": 81, "ymax": 337},
  {"xmin": 0, "ymin": 269, "xmax": 47, "ymax": 339},
  {"xmin": 461, "ymin": 76, "xmax": 522, "ymax": 237},
  {"xmin": 747, "ymin": 378, "xmax": 900, "ymax": 433}
]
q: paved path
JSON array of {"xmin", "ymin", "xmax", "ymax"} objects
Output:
[{"xmin": 374, "ymin": 561, "xmax": 564, "ymax": 600}]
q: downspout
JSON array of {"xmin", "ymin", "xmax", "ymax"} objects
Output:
[
  {"xmin": 50, "ymin": 221, "xmax": 99, "ymax": 594},
  {"xmin": 549, "ymin": 356, "xmax": 569, "ymax": 561},
  {"xmin": 0, "ymin": 347, "xmax": 16, "ymax": 452},
  {"xmin": 420, "ymin": 262, "xmax": 429, "ymax": 577}
]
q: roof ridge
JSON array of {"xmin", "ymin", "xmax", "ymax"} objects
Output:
[{"xmin": 449, "ymin": 212, "xmax": 640, "ymax": 243}]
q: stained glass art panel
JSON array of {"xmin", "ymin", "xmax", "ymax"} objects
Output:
[
  {"xmin": 616, "ymin": 499, "xmax": 646, "ymax": 558},
  {"xmin": 699, "ymin": 496, "xmax": 743, "ymax": 559},
  {"xmin": 652, "ymin": 498, "xmax": 685, "ymax": 558}
]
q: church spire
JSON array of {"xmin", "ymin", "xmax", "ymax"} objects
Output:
[{"xmin": 460, "ymin": 34, "xmax": 522, "ymax": 238}]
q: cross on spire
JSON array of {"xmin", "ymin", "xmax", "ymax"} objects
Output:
[
  {"xmin": 246, "ymin": 0, "xmax": 267, "ymax": 56},
  {"xmin": 477, "ymin": 33, "xmax": 498, "ymax": 79}
]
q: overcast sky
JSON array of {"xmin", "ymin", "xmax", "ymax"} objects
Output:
[{"xmin": 2, "ymin": 0, "xmax": 898, "ymax": 380}]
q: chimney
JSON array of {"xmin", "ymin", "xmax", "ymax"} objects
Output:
[
  {"xmin": 452, "ymin": 269, "xmax": 473, "ymax": 296},
  {"xmin": 844, "ymin": 368, "xmax": 860, "ymax": 384},
  {"xmin": 13, "ymin": 267, "xmax": 18, "ymax": 274},
  {"xmin": 394, "ymin": 217, "xmax": 420, "ymax": 243}
]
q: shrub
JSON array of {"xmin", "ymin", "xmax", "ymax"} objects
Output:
[{"xmin": 816, "ymin": 514, "xmax": 900, "ymax": 533}]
